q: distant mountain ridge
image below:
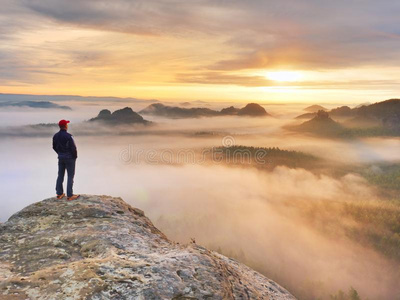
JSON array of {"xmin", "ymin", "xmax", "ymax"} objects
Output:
[
  {"xmin": 0, "ymin": 93, "xmax": 158, "ymax": 104},
  {"xmin": 292, "ymin": 99, "xmax": 400, "ymax": 137},
  {"xmin": 140, "ymin": 102, "xmax": 269, "ymax": 118},
  {"xmin": 0, "ymin": 101, "xmax": 71, "ymax": 110},
  {"xmin": 297, "ymin": 99, "xmax": 400, "ymax": 125},
  {"xmin": 139, "ymin": 103, "xmax": 220, "ymax": 118},
  {"xmin": 303, "ymin": 104, "xmax": 328, "ymax": 112}
]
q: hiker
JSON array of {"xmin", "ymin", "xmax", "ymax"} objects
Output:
[{"xmin": 53, "ymin": 120, "xmax": 80, "ymax": 201}]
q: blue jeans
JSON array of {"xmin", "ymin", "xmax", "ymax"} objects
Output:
[{"xmin": 56, "ymin": 158, "xmax": 76, "ymax": 197}]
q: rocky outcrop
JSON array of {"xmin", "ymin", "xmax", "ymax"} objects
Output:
[
  {"xmin": 89, "ymin": 107, "xmax": 150, "ymax": 125},
  {"xmin": 0, "ymin": 195, "xmax": 295, "ymax": 300},
  {"xmin": 140, "ymin": 103, "xmax": 270, "ymax": 118},
  {"xmin": 303, "ymin": 104, "xmax": 327, "ymax": 113},
  {"xmin": 329, "ymin": 105, "xmax": 353, "ymax": 117},
  {"xmin": 291, "ymin": 110, "xmax": 344, "ymax": 136},
  {"xmin": 237, "ymin": 103, "xmax": 269, "ymax": 116},
  {"xmin": 220, "ymin": 106, "xmax": 240, "ymax": 115},
  {"xmin": 297, "ymin": 99, "xmax": 400, "ymax": 124},
  {"xmin": 140, "ymin": 103, "xmax": 219, "ymax": 119},
  {"xmin": 296, "ymin": 106, "xmax": 354, "ymax": 120}
]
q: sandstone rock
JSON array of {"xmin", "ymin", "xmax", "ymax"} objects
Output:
[
  {"xmin": 89, "ymin": 108, "xmax": 149, "ymax": 125},
  {"xmin": 237, "ymin": 103, "xmax": 269, "ymax": 117},
  {"xmin": 0, "ymin": 195, "xmax": 296, "ymax": 300}
]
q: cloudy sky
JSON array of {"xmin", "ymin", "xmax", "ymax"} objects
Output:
[{"xmin": 1, "ymin": 0, "xmax": 400, "ymax": 103}]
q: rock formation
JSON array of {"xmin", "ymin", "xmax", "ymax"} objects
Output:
[
  {"xmin": 220, "ymin": 106, "xmax": 240, "ymax": 115},
  {"xmin": 296, "ymin": 106, "xmax": 354, "ymax": 120},
  {"xmin": 140, "ymin": 103, "xmax": 269, "ymax": 118},
  {"xmin": 0, "ymin": 195, "xmax": 295, "ymax": 300},
  {"xmin": 237, "ymin": 103, "xmax": 269, "ymax": 117},
  {"xmin": 89, "ymin": 107, "xmax": 149, "ymax": 125},
  {"xmin": 291, "ymin": 110, "xmax": 344, "ymax": 136},
  {"xmin": 303, "ymin": 104, "xmax": 328, "ymax": 113},
  {"xmin": 140, "ymin": 103, "xmax": 219, "ymax": 118},
  {"xmin": 297, "ymin": 99, "xmax": 400, "ymax": 124},
  {"xmin": 329, "ymin": 105, "xmax": 353, "ymax": 117}
]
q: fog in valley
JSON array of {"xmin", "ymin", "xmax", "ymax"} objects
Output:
[{"xmin": 1, "ymin": 100, "xmax": 400, "ymax": 299}]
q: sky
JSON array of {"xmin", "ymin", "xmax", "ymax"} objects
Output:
[{"xmin": 1, "ymin": 0, "xmax": 400, "ymax": 103}]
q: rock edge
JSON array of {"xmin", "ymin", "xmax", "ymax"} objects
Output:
[{"xmin": 0, "ymin": 195, "xmax": 295, "ymax": 300}]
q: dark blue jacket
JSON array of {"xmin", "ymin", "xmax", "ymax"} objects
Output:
[{"xmin": 53, "ymin": 129, "xmax": 78, "ymax": 159}]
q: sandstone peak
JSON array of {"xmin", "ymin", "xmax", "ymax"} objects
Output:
[{"xmin": 0, "ymin": 195, "xmax": 295, "ymax": 299}]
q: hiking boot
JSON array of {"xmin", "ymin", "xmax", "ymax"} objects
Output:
[
  {"xmin": 56, "ymin": 193, "xmax": 65, "ymax": 199},
  {"xmin": 67, "ymin": 195, "xmax": 80, "ymax": 201}
]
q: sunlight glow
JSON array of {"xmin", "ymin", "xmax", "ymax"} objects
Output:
[{"xmin": 266, "ymin": 71, "xmax": 303, "ymax": 82}]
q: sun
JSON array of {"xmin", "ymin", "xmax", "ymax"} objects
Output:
[{"xmin": 265, "ymin": 71, "xmax": 303, "ymax": 82}]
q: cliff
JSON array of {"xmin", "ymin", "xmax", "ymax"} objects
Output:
[{"xmin": 0, "ymin": 195, "xmax": 295, "ymax": 300}]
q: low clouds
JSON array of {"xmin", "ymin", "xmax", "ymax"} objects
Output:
[{"xmin": 1, "ymin": 133, "xmax": 400, "ymax": 299}]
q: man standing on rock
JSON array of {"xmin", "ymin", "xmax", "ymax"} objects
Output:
[{"xmin": 53, "ymin": 120, "xmax": 80, "ymax": 201}]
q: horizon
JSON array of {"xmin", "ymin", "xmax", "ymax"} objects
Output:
[{"xmin": 0, "ymin": 92, "xmax": 397, "ymax": 107}]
